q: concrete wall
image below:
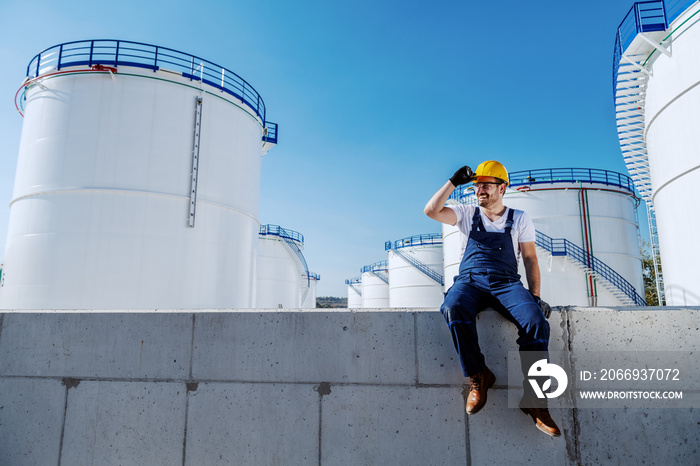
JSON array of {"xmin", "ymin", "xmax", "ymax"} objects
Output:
[{"xmin": 0, "ymin": 308, "xmax": 698, "ymax": 465}]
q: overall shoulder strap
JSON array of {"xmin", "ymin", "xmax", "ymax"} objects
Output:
[
  {"xmin": 470, "ymin": 207, "xmax": 485, "ymax": 232},
  {"xmin": 504, "ymin": 208, "xmax": 515, "ymax": 234}
]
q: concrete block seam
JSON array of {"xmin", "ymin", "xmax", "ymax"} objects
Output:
[
  {"xmin": 413, "ymin": 312, "xmax": 419, "ymax": 386},
  {"xmin": 563, "ymin": 307, "xmax": 581, "ymax": 464},
  {"xmin": 56, "ymin": 377, "xmax": 79, "ymax": 466},
  {"xmin": 188, "ymin": 313, "xmax": 196, "ymax": 380},
  {"xmin": 313, "ymin": 382, "xmax": 330, "ymax": 466},
  {"xmin": 182, "ymin": 381, "xmax": 192, "ymax": 466}
]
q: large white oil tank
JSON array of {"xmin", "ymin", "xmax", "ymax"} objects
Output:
[
  {"xmin": 385, "ymin": 234, "xmax": 444, "ymax": 308},
  {"xmin": 446, "ymin": 168, "xmax": 645, "ymax": 307},
  {"xmin": 613, "ymin": 1, "xmax": 700, "ymax": 305},
  {"xmin": 346, "ymin": 276, "xmax": 362, "ymax": 308},
  {"xmin": 360, "ymin": 260, "xmax": 389, "ymax": 308},
  {"xmin": 256, "ymin": 225, "xmax": 308, "ymax": 309},
  {"xmin": 300, "ymin": 272, "xmax": 320, "ymax": 309},
  {"xmin": 1, "ymin": 40, "xmax": 277, "ymax": 310}
]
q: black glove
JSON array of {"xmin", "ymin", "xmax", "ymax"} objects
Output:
[
  {"xmin": 531, "ymin": 294, "xmax": 552, "ymax": 319},
  {"xmin": 449, "ymin": 165, "xmax": 475, "ymax": 187}
]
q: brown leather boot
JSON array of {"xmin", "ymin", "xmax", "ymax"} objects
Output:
[
  {"xmin": 466, "ymin": 366, "xmax": 495, "ymax": 415},
  {"xmin": 520, "ymin": 406, "xmax": 561, "ymax": 437}
]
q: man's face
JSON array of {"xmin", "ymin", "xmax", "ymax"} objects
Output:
[{"xmin": 474, "ymin": 176, "xmax": 504, "ymax": 207}]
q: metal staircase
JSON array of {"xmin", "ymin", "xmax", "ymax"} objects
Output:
[
  {"xmin": 385, "ymin": 247, "xmax": 444, "ymax": 287},
  {"xmin": 361, "ymin": 261, "xmax": 389, "ymax": 284},
  {"xmin": 345, "ymin": 277, "xmax": 362, "ymax": 296},
  {"xmin": 535, "ymin": 231, "xmax": 646, "ymax": 306}
]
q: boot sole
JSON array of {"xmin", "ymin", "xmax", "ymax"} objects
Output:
[{"xmin": 520, "ymin": 408, "xmax": 561, "ymax": 437}]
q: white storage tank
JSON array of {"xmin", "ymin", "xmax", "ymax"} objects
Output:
[
  {"xmin": 1, "ymin": 40, "xmax": 277, "ymax": 310},
  {"xmin": 256, "ymin": 224, "xmax": 307, "ymax": 309},
  {"xmin": 360, "ymin": 260, "xmax": 389, "ymax": 308},
  {"xmin": 613, "ymin": 1, "xmax": 700, "ymax": 305},
  {"xmin": 346, "ymin": 276, "xmax": 362, "ymax": 308},
  {"xmin": 446, "ymin": 168, "xmax": 645, "ymax": 306},
  {"xmin": 443, "ymin": 198, "xmax": 476, "ymax": 290},
  {"xmin": 300, "ymin": 272, "xmax": 320, "ymax": 309},
  {"xmin": 385, "ymin": 233, "xmax": 444, "ymax": 308}
]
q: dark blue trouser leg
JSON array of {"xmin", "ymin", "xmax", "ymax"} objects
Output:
[
  {"xmin": 440, "ymin": 280, "xmax": 488, "ymax": 377},
  {"xmin": 489, "ymin": 278, "xmax": 550, "ymax": 406},
  {"xmin": 441, "ymin": 274, "xmax": 550, "ymax": 405}
]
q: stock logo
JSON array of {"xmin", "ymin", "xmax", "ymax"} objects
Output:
[{"xmin": 528, "ymin": 359, "xmax": 568, "ymax": 399}]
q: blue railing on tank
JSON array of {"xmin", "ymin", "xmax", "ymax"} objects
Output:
[
  {"xmin": 304, "ymin": 272, "xmax": 321, "ymax": 281},
  {"xmin": 259, "ymin": 224, "xmax": 304, "ymax": 244},
  {"xmin": 613, "ymin": 0, "xmax": 697, "ymax": 97},
  {"xmin": 449, "ymin": 168, "xmax": 635, "ymax": 201},
  {"xmin": 384, "ymin": 233, "xmax": 443, "ymax": 251},
  {"xmin": 361, "ymin": 260, "xmax": 388, "ymax": 273},
  {"xmin": 25, "ymin": 40, "xmax": 277, "ymax": 142},
  {"xmin": 263, "ymin": 122, "xmax": 278, "ymax": 144},
  {"xmin": 535, "ymin": 231, "xmax": 646, "ymax": 306}
]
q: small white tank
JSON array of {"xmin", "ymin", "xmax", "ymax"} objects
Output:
[
  {"xmin": 360, "ymin": 260, "xmax": 389, "ymax": 308},
  {"xmin": 256, "ymin": 225, "xmax": 306, "ymax": 309},
  {"xmin": 346, "ymin": 276, "xmax": 362, "ymax": 308},
  {"xmin": 300, "ymin": 272, "xmax": 320, "ymax": 309},
  {"xmin": 386, "ymin": 234, "xmax": 444, "ymax": 308}
]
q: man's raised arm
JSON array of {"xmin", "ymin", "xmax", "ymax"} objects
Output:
[{"xmin": 424, "ymin": 165, "xmax": 474, "ymax": 225}]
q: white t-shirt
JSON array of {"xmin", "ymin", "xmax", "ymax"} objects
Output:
[{"xmin": 447, "ymin": 204, "xmax": 536, "ymax": 264}]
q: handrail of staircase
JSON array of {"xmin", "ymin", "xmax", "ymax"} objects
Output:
[
  {"xmin": 387, "ymin": 246, "xmax": 444, "ymax": 286},
  {"xmin": 535, "ymin": 231, "xmax": 646, "ymax": 305},
  {"xmin": 345, "ymin": 277, "xmax": 362, "ymax": 296}
]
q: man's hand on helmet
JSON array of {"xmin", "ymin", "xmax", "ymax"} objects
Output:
[{"xmin": 449, "ymin": 166, "xmax": 475, "ymax": 187}]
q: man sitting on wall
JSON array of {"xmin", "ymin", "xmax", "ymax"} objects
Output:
[{"xmin": 424, "ymin": 160, "xmax": 560, "ymax": 437}]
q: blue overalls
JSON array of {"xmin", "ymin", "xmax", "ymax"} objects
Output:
[{"xmin": 440, "ymin": 207, "xmax": 549, "ymax": 389}]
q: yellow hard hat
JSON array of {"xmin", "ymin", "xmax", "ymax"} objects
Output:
[{"xmin": 475, "ymin": 160, "xmax": 509, "ymax": 186}]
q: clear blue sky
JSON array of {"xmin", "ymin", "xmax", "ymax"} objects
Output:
[{"xmin": 0, "ymin": 0, "xmax": 644, "ymax": 297}]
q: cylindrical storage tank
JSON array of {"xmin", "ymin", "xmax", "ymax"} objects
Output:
[
  {"xmin": 300, "ymin": 272, "xmax": 320, "ymax": 309},
  {"xmin": 641, "ymin": 2, "xmax": 700, "ymax": 305},
  {"xmin": 256, "ymin": 225, "xmax": 305, "ymax": 309},
  {"xmin": 1, "ymin": 40, "xmax": 277, "ymax": 310},
  {"xmin": 360, "ymin": 260, "xmax": 389, "ymax": 308},
  {"xmin": 442, "ymin": 198, "xmax": 476, "ymax": 290},
  {"xmin": 346, "ymin": 276, "xmax": 362, "ymax": 308},
  {"xmin": 446, "ymin": 169, "xmax": 644, "ymax": 306},
  {"xmin": 386, "ymin": 233, "xmax": 444, "ymax": 308}
]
